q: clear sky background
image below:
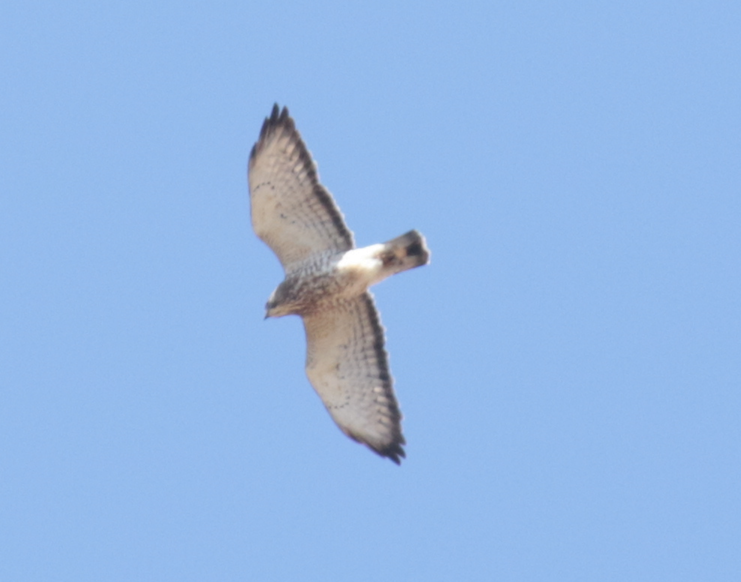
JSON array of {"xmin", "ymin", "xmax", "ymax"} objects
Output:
[{"xmin": 2, "ymin": 1, "xmax": 739, "ymax": 580}]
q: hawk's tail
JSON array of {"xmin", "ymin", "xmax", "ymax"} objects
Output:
[{"xmin": 381, "ymin": 230, "xmax": 431, "ymax": 274}]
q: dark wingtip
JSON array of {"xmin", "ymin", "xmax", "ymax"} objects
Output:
[
  {"xmin": 387, "ymin": 446, "xmax": 406, "ymax": 465},
  {"xmin": 262, "ymin": 103, "xmax": 292, "ymax": 136},
  {"xmin": 249, "ymin": 104, "xmax": 294, "ymax": 167},
  {"xmin": 373, "ymin": 440, "xmax": 406, "ymax": 465},
  {"xmin": 252, "ymin": 103, "xmax": 290, "ymax": 145}
]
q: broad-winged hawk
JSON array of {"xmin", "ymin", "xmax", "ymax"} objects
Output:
[{"xmin": 248, "ymin": 105, "xmax": 430, "ymax": 464}]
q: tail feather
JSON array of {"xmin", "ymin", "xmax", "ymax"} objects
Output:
[{"xmin": 381, "ymin": 230, "xmax": 431, "ymax": 274}]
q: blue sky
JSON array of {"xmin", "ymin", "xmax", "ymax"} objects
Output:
[{"xmin": 2, "ymin": 1, "xmax": 739, "ymax": 580}]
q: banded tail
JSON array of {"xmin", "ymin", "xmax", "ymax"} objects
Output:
[{"xmin": 380, "ymin": 230, "xmax": 431, "ymax": 275}]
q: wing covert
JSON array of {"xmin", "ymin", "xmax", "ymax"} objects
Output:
[
  {"xmin": 248, "ymin": 105, "xmax": 354, "ymax": 271},
  {"xmin": 301, "ymin": 292, "xmax": 405, "ymax": 463}
]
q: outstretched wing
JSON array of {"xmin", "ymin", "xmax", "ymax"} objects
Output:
[
  {"xmin": 248, "ymin": 104, "xmax": 354, "ymax": 271},
  {"xmin": 302, "ymin": 292, "xmax": 406, "ymax": 463}
]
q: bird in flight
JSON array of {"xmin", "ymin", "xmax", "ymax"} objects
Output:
[{"xmin": 248, "ymin": 105, "xmax": 430, "ymax": 464}]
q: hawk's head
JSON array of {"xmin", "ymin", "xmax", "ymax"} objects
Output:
[{"xmin": 264, "ymin": 279, "xmax": 297, "ymax": 319}]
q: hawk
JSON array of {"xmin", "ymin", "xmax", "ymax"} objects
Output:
[{"xmin": 248, "ymin": 104, "xmax": 430, "ymax": 464}]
